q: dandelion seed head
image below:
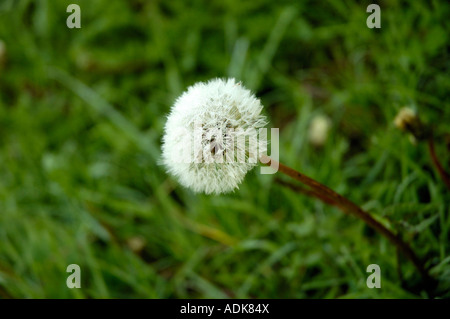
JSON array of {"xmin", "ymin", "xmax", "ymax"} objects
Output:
[{"xmin": 161, "ymin": 78, "xmax": 267, "ymax": 194}]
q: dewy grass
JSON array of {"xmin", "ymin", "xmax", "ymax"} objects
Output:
[{"xmin": 2, "ymin": 0, "xmax": 449, "ymax": 299}]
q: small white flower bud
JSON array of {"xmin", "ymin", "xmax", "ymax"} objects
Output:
[
  {"xmin": 394, "ymin": 107, "xmax": 428, "ymax": 140},
  {"xmin": 308, "ymin": 115, "xmax": 331, "ymax": 147}
]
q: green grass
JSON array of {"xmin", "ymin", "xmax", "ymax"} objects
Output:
[{"xmin": 0, "ymin": 0, "xmax": 449, "ymax": 298}]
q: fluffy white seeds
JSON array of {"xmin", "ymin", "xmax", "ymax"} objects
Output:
[{"xmin": 161, "ymin": 78, "xmax": 267, "ymax": 194}]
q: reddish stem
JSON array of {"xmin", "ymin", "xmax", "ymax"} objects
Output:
[{"xmin": 428, "ymin": 137, "xmax": 450, "ymax": 191}]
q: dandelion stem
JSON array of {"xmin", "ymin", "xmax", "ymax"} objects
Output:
[
  {"xmin": 428, "ymin": 137, "xmax": 450, "ymax": 191},
  {"xmin": 260, "ymin": 154, "xmax": 434, "ymax": 287}
]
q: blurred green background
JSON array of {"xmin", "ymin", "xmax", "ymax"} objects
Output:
[{"xmin": 0, "ymin": 0, "xmax": 449, "ymax": 298}]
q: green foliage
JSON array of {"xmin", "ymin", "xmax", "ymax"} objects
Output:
[{"xmin": 0, "ymin": 0, "xmax": 449, "ymax": 298}]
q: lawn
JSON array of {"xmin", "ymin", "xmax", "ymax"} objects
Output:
[{"xmin": 0, "ymin": 0, "xmax": 449, "ymax": 298}]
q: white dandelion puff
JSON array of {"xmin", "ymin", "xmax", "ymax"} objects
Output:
[{"xmin": 161, "ymin": 78, "xmax": 267, "ymax": 194}]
